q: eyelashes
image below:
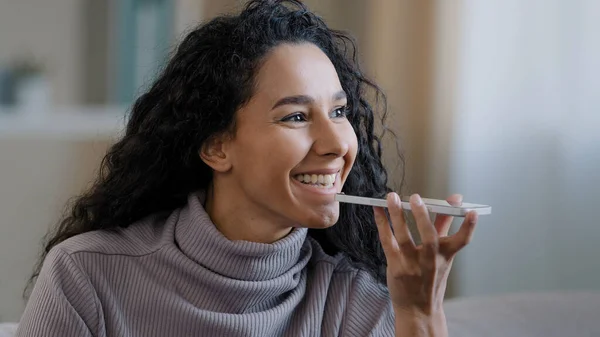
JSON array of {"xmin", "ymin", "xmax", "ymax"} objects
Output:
[
  {"xmin": 281, "ymin": 105, "xmax": 351, "ymax": 123},
  {"xmin": 282, "ymin": 113, "xmax": 307, "ymax": 122}
]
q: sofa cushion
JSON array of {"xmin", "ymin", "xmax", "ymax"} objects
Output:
[
  {"xmin": 0, "ymin": 323, "xmax": 17, "ymax": 337},
  {"xmin": 444, "ymin": 291, "xmax": 600, "ymax": 337}
]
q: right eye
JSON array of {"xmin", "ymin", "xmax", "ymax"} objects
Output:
[{"xmin": 281, "ymin": 113, "xmax": 307, "ymax": 123}]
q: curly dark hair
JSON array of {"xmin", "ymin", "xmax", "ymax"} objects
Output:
[{"xmin": 26, "ymin": 0, "xmax": 403, "ymax": 296}]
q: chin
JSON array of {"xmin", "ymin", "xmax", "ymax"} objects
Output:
[{"xmin": 300, "ymin": 210, "xmax": 339, "ymax": 229}]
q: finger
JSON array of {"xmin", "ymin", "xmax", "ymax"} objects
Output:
[
  {"xmin": 373, "ymin": 206, "xmax": 400, "ymax": 258},
  {"xmin": 433, "ymin": 194, "xmax": 463, "ymax": 236},
  {"xmin": 387, "ymin": 193, "xmax": 416, "ymax": 255},
  {"xmin": 410, "ymin": 194, "xmax": 439, "ymax": 266},
  {"xmin": 442, "ymin": 211, "xmax": 478, "ymax": 256}
]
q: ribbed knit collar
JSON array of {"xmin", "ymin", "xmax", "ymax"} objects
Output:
[{"xmin": 174, "ymin": 191, "xmax": 311, "ymax": 282}]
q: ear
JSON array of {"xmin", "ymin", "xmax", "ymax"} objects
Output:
[{"xmin": 199, "ymin": 134, "xmax": 232, "ymax": 173}]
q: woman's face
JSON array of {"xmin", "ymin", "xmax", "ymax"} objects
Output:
[{"xmin": 214, "ymin": 42, "xmax": 358, "ymax": 231}]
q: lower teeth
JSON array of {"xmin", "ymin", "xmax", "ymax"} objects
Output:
[{"xmin": 301, "ymin": 182, "xmax": 331, "ymax": 188}]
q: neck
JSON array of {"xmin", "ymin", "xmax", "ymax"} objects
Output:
[{"xmin": 204, "ymin": 183, "xmax": 293, "ymax": 243}]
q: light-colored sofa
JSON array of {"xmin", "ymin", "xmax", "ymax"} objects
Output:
[
  {"xmin": 2, "ymin": 291, "xmax": 599, "ymax": 336},
  {"xmin": 0, "ymin": 323, "xmax": 16, "ymax": 337},
  {"xmin": 445, "ymin": 291, "xmax": 600, "ymax": 337}
]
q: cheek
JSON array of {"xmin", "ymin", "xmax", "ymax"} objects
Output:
[{"xmin": 235, "ymin": 131, "xmax": 310, "ymax": 183}]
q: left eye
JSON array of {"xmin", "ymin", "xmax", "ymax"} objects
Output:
[
  {"xmin": 281, "ymin": 113, "xmax": 307, "ymax": 123},
  {"xmin": 331, "ymin": 105, "xmax": 349, "ymax": 118}
]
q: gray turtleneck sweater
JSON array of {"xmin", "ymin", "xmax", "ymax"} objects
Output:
[{"xmin": 16, "ymin": 192, "xmax": 395, "ymax": 336}]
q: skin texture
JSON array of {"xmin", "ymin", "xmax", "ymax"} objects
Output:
[
  {"xmin": 202, "ymin": 43, "xmax": 357, "ymax": 244},
  {"xmin": 374, "ymin": 193, "xmax": 478, "ymax": 337},
  {"xmin": 202, "ymin": 42, "xmax": 479, "ymax": 336}
]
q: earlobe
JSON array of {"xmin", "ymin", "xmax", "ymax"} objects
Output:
[{"xmin": 199, "ymin": 136, "xmax": 232, "ymax": 172}]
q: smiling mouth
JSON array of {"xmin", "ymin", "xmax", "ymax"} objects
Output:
[{"xmin": 293, "ymin": 173, "xmax": 337, "ymax": 189}]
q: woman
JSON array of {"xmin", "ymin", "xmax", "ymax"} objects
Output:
[{"xmin": 17, "ymin": 1, "xmax": 477, "ymax": 336}]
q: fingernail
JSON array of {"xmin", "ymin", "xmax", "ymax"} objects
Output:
[
  {"xmin": 393, "ymin": 193, "xmax": 401, "ymax": 205},
  {"xmin": 410, "ymin": 194, "xmax": 423, "ymax": 206},
  {"xmin": 470, "ymin": 212, "xmax": 479, "ymax": 224},
  {"xmin": 449, "ymin": 194, "xmax": 463, "ymax": 207}
]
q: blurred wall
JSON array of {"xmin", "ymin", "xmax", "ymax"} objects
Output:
[
  {"xmin": 0, "ymin": 0, "xmax": 86, "ymax": 105},
  {"xmin": 0, "ymin": 0, "xmax": 113, "ymax": 321},
  {"xmin": 444, "ymin": 0, "xmax": 600, "ymax": 297},
  {"xmin": 82, "ymin": 0, "xmax": 112, "ymax": 104},
  {"xmin": 362, "ymin": 0, "xmax": 435, "ymax": 195},
  {"xmin": 0, "ymin": 136, "xmax": 113, "ymax": 322}
]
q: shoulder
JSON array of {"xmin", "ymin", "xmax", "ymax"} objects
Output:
[
  {"xmin": 19, "ymin": 245, "xmax": 102, "ymax": 336},
  {"xmin": 54, "ymin": 210, "xmax": 179, "ymax": 259}
]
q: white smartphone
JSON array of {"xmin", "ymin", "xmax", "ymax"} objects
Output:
[{"xmin": 334, "ymin": 193, "xmax": 491, "ymax": 217}]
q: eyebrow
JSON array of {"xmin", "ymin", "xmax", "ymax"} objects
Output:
[{"xmin": 271, "ymin": 90, "xmax": 347, "ymax": 110}]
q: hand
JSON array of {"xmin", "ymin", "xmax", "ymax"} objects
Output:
[{"xmin": 373, "ymin": 193, "xmax": 478, "ymax": 335}]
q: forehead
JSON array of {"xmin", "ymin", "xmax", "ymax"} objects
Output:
[{"xmin": 252, "ymin": 43, "xmax": 343, "ymax": 101}]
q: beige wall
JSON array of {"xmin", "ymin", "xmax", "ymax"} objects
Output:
[
  {"xmin": 0, "ymin": 137, "xmax": 112, "ymax": 321},
  {"xmin": 0, "ymin": 0, "xmax": 85, "ymax": 105},
  {"xmin": 362, "ymin": 1, "xmax": 436, "ymax": 195},
  {"xmin": 81, "ymin": 0, "xmax": 111, "ymax": 104},
  {"xmin": 174, "ymin": 0, "xmax": 204, "ymax": 38}
]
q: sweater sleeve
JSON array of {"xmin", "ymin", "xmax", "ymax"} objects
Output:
[
  {"xmin": 343, "ymin": 270, "xmax": 395, "ymax": 337},
  {"xmin": 16, "ymin": 247, "xmax": 100, "ymax": 337}
]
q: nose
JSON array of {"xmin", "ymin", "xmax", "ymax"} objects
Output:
[{"xmin": 310, "ymin": 117, "xmax": 350, "ymax": 157}]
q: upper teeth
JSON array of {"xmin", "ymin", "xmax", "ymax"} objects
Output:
[{"xmin": 295, "ymin": 173, "xmax": 336, "ymax": 187}]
